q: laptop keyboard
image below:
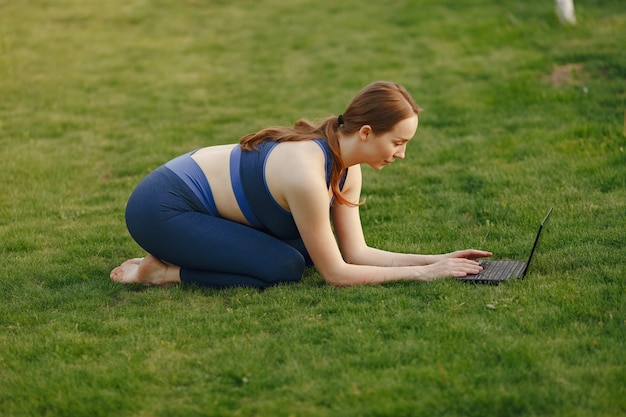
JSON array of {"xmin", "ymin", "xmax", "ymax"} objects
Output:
[{"xmin": 464, "ymin": 260, "xmax": 526, "ymax": 282}]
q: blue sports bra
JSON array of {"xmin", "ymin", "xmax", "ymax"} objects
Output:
[{"xmin": 232, "ymin": 139, "xmax": 345, "ymax": 240}]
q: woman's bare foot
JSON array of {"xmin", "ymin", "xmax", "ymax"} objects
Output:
[{"xmin": 110, "ymin": 255, "xmax": 181, "ymax": 285}]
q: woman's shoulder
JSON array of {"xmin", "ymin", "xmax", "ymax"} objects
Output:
[
  {"xmin": 266, "ymin": 140, "xmax": 328, "ymax": 185},
  {"xmin": 262, "ymin": 140, "xmax": 331, "ymax": 210},
  {"xmin": 271, "ymin": 140, "xmax": 326, "ymax": 168}
]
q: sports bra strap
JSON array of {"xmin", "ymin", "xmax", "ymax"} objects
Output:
[{"xmin": 230, "ymin": 146, "xmax": 264, "ymax": 228}]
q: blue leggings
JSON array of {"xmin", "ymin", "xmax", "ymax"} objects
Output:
[{"xmin": 125, "ymin": 165, "xmax": 311, "ymax": 288}]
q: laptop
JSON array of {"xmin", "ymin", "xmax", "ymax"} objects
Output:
[{"xmin": 459, "ymin": 208, "xmax": 553, "ymax": 284}]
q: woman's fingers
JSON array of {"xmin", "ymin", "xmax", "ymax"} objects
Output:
[
  {"xmin": 424, "ymin": 258, "xmax": 482, "ymax": 280},
  {"xmin": 449, "ymin": 249, "xmax": 492, "ymax": 260}
]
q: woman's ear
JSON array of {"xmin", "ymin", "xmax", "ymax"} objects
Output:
[{"xmin": 358, "ymin": 125, "xmax": 373, "ymax": 142}]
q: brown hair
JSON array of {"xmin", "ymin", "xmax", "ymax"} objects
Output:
[{"xmin": 239, "ymin": 81, "xmax": 421, "ymax": 205}]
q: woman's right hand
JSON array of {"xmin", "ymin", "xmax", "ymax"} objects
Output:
[{"xmin": 417, "ymin": 258, "xmax": 483, "ymax": 281}]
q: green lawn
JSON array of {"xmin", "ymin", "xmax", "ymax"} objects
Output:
[{"xmin": 1, "ymin": 0, "xmax": 624, "ymax": 416}]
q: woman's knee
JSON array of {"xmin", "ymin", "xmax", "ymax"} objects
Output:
[{"xmin": 264, "ymin": 250, "xmax": 306, "ymax": 285}]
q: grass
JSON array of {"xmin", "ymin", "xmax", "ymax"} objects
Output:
[{"xmin": 1, "ymin": 0, "xmax": 625, "ymax": 416}]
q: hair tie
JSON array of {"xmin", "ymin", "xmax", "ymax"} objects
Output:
[{"xmin": 337, "ymin": 115, "xmax": 344, "ymax": 125}]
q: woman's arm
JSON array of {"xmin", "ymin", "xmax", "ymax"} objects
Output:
[
  {"xmin": 281, "ymin": 156, "xmax": 485, "ymax": 286},
  {"xmin": 332, "ymin": 165, "xmax": 491, "ymax": 268}
]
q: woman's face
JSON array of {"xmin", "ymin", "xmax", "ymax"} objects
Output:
[{"xmin": 360, "ymin": 115, "xmax": 418, "ymax": 170}]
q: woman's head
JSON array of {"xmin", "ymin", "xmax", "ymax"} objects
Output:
[{"xmin": 338, "ymin": 81, "xmax": 421, "ymax": 136}]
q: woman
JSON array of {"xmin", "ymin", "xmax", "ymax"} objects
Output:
[{"xmin": 110, "ymin": 81, "xmax": 491, "ymax": 288}]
